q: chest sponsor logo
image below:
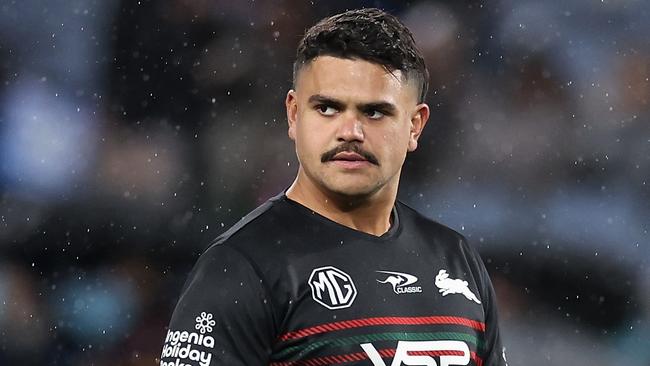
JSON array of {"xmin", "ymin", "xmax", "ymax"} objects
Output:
[
  {"xmin": 160, "ymin": 312, "xmax": 215, "ymax": 366},
  {"xmin": 361, "ymin": 340, "xmax": 470, "ymax": 366},
  {"xmin": 434, "ymin": 269, "xmax": 481, "ymax": 304},
  {"xmin": 376, "ymin": 270, "xmax": 423, "ymax": 294},
  {"xmin": 308, "ymin": 266, "xmax": 357, "ymax": 310}
]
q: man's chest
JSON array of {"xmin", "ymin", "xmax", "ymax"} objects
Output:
[{"xmin": 268, "ymin": 243, "xmax": 487, "ymax": 366}]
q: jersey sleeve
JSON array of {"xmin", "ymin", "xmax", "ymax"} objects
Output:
[
  {"xmin": 461, "ymin": 238, "xmax": 507, "ymax": 366},
  {"xmin": 159, "ymin": 243, "xmax": 277, "ymax": 366}
]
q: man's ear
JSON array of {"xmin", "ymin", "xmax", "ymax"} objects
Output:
[
  {"xmin": 286, "ymin": 90, "xmax": 298, "ymax": 141},
  {"xmin": 408, "ymin": 103, "xmax": 430, "ymax": 152}
]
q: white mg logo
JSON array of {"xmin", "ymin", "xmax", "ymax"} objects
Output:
[
  {"xmin": 308, "ymin": 266, "xmax": 357, "ymax": 310},
  {"xmin": 361, "ymin": 340, "xmax": 470, "ymax": 366}
]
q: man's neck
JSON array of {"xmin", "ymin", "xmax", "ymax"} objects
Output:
[{"xmin": 285, "ymin": 174, "xmax": 397, "ymax": 237}]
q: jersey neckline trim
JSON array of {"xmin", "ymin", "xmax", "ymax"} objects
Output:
[{"xmin": 271, "ymin": 189, "xmax": 402, "ymax": 242}]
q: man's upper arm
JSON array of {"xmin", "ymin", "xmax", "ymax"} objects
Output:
[
  {"xmin": 160, "ymin": 243, "xmax": 277, "ymax": 366},
  {"xmin": 460, "ymin": 237, "xmax": 507, "ymax": 366},
  {"xmin": 479, "ymin": 260, "xmax": 506, "ymax": 366}
]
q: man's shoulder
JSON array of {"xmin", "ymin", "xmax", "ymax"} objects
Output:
[
  {"xmin": 396, "ymin": 199, "xmax": 469, "ymax": 247},
  {"xmin": 202, "ymin": 192, "xmax": 290, "ymax": 257},
  {"xmin": 396, "ymin": 200, "xmax": 489, "ymax": 283},
  {"xmin": 397, "ymin": 201, "xmax": 478, "ymax": 257}
]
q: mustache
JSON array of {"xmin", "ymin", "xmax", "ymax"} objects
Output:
[{"xmin": 321, "ymin": 143, "xmax": 380, "ymax": 165}]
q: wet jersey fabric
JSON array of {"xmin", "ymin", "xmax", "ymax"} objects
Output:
[{"xmin": 160, "ymin": 191, "xmax": 506, "ymax": 366}]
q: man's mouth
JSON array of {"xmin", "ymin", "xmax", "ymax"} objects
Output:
[
  {"xmin": 331, "ymin": 152, "xmax": 368, "ymax": 162},
  {"xmin": 321, "ymin": 144, "xmax": 380, "ymax": 165}
]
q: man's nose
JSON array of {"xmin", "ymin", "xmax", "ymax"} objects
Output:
[{"xmin": 336, "ymin": 112, "xmax": 365, "ymax": 142}]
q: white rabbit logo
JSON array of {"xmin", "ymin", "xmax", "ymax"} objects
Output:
[{"xmin": 435, "ymin": 269, "xmax": 481, "ymax": 304}]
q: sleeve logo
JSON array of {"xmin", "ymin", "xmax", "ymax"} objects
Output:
[
  {"xmin": 160, "ymin": 312, "xmax": 215, "ymax": 366},
  {"xmin": 308, "ymin": 266, "xmax": 357, "ymax": 310},
  {"xmin": 434, "ymin": 269, "xmax": 481, "ymax": 304},
  {"xmin": 195, "ymin": 312, "xmax": 215, "ymax": 334}
]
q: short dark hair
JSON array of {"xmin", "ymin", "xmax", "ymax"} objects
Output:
[{"xmin": 293, "ymin": 8, "xmax": 429, "ymax": 103}]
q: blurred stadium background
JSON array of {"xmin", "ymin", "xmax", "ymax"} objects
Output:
[{"xmin": 0, "ymin": 0, "xmax": 648, "ymax": 365}]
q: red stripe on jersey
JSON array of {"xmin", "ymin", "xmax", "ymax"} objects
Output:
[
  {"xmin": 472, "ymin": 351, "xmax": 484, "ymax": 366},
  {"xmin": 278, "ymin": 316, "xmax": 485, "ymax": 341},
  {"xmin": 269, "ymin": 348, "xmax": 484, "ymax": 366}
]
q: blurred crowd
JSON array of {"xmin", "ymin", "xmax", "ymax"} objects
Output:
[{"xmin": 0, "ymin": 0, "xmax": 648, "ymax": 365}]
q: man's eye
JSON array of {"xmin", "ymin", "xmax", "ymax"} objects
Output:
[
  {"xmin": 366, "ymin": 110, "xmax": 385, "ymax": 119},
  {"xmin": 317, "ymin": 105, "xmax": 337, "ymax": 116}
]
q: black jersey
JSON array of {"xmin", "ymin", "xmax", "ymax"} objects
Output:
[{"xmin": 160, "ymin": 191, "xmax": 506, "ymax": 366}]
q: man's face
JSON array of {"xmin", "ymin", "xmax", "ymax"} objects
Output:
[{"xmin": 286, "ymin": 56, "xmax": 429, "ymax": 199}]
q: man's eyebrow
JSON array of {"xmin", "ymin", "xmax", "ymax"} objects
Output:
[
  {"xmin": 307, "ymin": 94, "xmax": 345, "ymax": 109},
  {"xmin": 358, "ymin": 101, "xmax": 397, "ymax": 114},
  {"xmin": 308, "ymin": 94, "xmax": 397, "ymax": 113}
]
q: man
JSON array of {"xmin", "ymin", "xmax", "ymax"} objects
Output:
[{"xmin": 159, "ymin": 8, "xmax": 506, "ymax": 366}]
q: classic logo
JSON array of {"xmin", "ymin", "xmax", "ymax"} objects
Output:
[
  {"xmin": 309, "ymin": 266, "xmax": 357, "ymax": 310},
  {"xmin": 361, "ymin": 340, "xmax": 470, "ymax": 366},
  {"xmin": 434, "ymin": 269, "xmax": 481, "ymax": 304},
  {"xmin": 376, "ymin": 270, "xmax": 423, "ymax": 294}
]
